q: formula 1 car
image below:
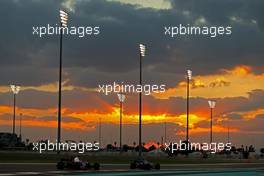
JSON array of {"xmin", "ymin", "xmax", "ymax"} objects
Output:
[
  {"xmin": 57, "ymin": 158, "xmax": 100, "ymax": 170},
  {"xmin": 130, "ymin": 158, "xmax": 160, "ymax": 170}
]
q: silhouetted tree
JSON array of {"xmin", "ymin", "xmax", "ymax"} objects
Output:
[
  {"xmin": 26, "ymin": 139, "xmax": 29, "ymax": 145},
  {"xmin": 149, "ymin": 145, "xmax": 156, "ymax": 151},
  {"xmin": 133, "ymin": 142, "xmax": 136, "ymax": 151},
  {"xmin": 123, "ymin": 144, "xmax": 129, "ymax": 152},
  {"xmin": 260, "ymin": 148, "xmax": 264, "ymax": 157},
  {"xmin": 106, "ymin": 144, "xmax": 114, "ymax": 151},
  {"xmin": 248, "ymin": 145, "xmax": 255, "ymax": 152}
]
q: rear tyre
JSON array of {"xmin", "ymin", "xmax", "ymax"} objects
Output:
[
  {"xmin": 94, "ymin": 163, "xmax": 100, "ymax": 170},
  {"xmin": 86, "ymin": 162, "xmax": 91, "ymax": 169},
  {"xmin": 56, "ymin": 161, "xmax": 65, "ymax": 170},
  {"xmin": 130, "ymin": 163, "xmax": 136, "ymax": 169},
  {"xmin": 146, "ymin": 164, "xmax": 151, "ymax": 170},
  {"xmin": 154, "ymin": 163, "xmax": 160, "ymax": 170}
]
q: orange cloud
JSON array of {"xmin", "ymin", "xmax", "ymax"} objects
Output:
[
  {"xmin": 176, "ymin": 125, "xmax": 239, "ymax": 136},
  {"xmin": 0, "ymin": 119, "xmax": 93, "ymax": 131},
  {"xmin": 154, "ymin": 65, "xmax": 264, "ymax": 99},
  {"xmin": 228, "ymin": 108, "xmax": 264, "ymax": 120},
  {"xmin": 0, "ymin": 103, "xmax": 207, "ymax": 131},
  {"xmin": 0, "ymin": 105, "xmax": 57, "ymax": 117}
]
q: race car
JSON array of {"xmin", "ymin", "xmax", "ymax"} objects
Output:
[
  {"xmin": 130, "ymin": 158, "xmax": 160, "ymax": 170},
  {"xmin": 57, "ymin": 157, "xmax": 100, "ymax": 170}
]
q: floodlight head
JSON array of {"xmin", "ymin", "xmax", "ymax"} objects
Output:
[
  {"xmin": 10, "ymin": 85, "xmax": 20, "ymax": 94},
  {"xmin": 117, "ymin": 93, "xmax": 126, "ymax": 102},
  {"xmin": 60, "ymin": 10, "xmax": 68, "ymax": 27},
  {"xmin": 187, "ymin": 69, "xmax": 192, "ymax": 80},
  {"xmin": 139, "ymin": 44, "xmax": 146, "ymax": 57},
  {"xmin": 208, "ymin": 100, "xmax": 216, "ymax": 109}
]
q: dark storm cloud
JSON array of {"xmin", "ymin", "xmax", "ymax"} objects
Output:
[
  {"xmin": 255, "ymin": 114, "xmax": 264, "ymax": 119},
  {"xmin": 0, "ymin": 0, "xmax": 63, "ymax": 86},
  {"xmin": 208, "ymin": 89, "xmax": 264, "ymax": 118},
  {"xmin": 230, "ymin": 118, "xmax": 264, "ymax": 132},
  {"xmin": 233, "ymin": 89, "xmax": 264, "ymax": 112},
  {"xmin": 192, "ymin": 120, "xmax": 209, "ymax": 129},
  {"xmin": 170, "ymin": 0, "xmax": 264, "ymax": 28},
  {"xmin": 0, "ymin": 88, "xmax": 116, "ymax": 113},
  {"xmin": 0, "ymin": 0, "xmax": 263, "ymax": 88},
  {"xmin": 168, "ymin": 0, "xmax": 264, "ymax": 74},
  {"xmin": 0, "ymin": 113, "xmax": 84, "ymax": 123},
  {"xmin": 227, "ymin": 113, "xmax": 242, "ymax": 120},
  {"xmin": 0, "ymin": 113, "xmax": 26, "ymax": 121},
  {"xmin": 37, "ymin": 116, "xmax": 85, "ymax": 123},
  {"xmin": 0, "ymin": 89, "xmax": 56, "ymax": 109}
]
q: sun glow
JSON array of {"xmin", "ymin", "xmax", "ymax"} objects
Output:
[{"xmin": 154, "ymin": 65, "xmax": 264, "ymax": 99}]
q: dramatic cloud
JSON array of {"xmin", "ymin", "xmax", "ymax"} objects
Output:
[
  {"xmin": 0, "ymin": 0, "xmax": 263, "ymax": 88},
  {"xmin": 0, "ymin": 0, "xmax": 263, "ymax": 148}
]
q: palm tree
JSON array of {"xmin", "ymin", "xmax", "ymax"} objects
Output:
[{"xmin": 133, "ymin": 142, "xmax": 136, "ymax": 152}]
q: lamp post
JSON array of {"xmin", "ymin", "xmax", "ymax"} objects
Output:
[
  {"xmin": 186, "ymin": 70, "xmax": 192, "ymax": 142},
  {"xmin": 164, "ymin": 122, "xmax": 167, "ymax": 144},
  {"xmin": 98, "ymin": 117, "xmax": 102, "ymax": 147},
  {"xmin": 117, "ymin": 93, "xmax": 126, "ymax": 152},
  {"xmin": 227, "ymin": 118, "xmax": 230, "ymax": 143},
  {"xmin": 208, "ymin": 100, "xmax": 216, "ymax": 144},
  {"xmin": 227, "ymin": 125, "xmax": 230, "ymax": 143},
  {"xmin": 19, "ymin": 113, "xmax": 22, "ymax": 140},
  {"xmin": 10, "ymin": 85, "xmax": 20, "ymax": 134},
  {"xmin": 139, "ymin": 44, "xmax": 146, "ymax": 157},
  {"xmin": 57, "ymin": 10, "xmax": 68, "ymax": 148}
]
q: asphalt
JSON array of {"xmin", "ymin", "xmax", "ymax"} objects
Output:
[{"xmin": 0, "ymin": 163, "xmax": 263, "ymax": 175}]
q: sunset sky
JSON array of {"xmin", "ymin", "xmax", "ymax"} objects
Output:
[{"xmin": 0, "ymin": 0, "xmax": 264, "ymax": 148}]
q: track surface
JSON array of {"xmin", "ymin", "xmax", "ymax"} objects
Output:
[{"xmin": 0, "ymin": 163, "xmax": 264, "ymax": 175}]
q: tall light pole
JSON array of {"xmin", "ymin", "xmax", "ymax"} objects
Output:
[
  {"xmin": 10, "ymin": 85, "xmax": 20, "ymax": 134},
  {"xmin": 186, "ymin": 70, "xmax": 192, "ymax": 142},
  {"xmin": 19, "ymin": 113, "xmax": 22, "ymax": 140},
  {"xmin": 208, "ymin": 100, "xmax": 216, "ymax": 144},
  {"xmin": 117, "ymin": 93, "xmax": 126, "ymax": 151},
  {"xmin": 227, "ymin": 125, "xmax": 230, "ymax": 143},
  {"xmin": 98, "ymin": 117, "xmax": 102, "ymax": 148},
  {"xmin": 57, "ymin": 10, "xmax": 68, "ymax": 148},
  {"xmin": 164, "ymin": 122, "xmax": 167, "ymax": 144},
  {"xmin": 227, "ymin": 118, "xmax": 230, "ymax": 143},
  {"xmin": 139, "ymin": 44, "xmax": 146, "ymax": 157}
]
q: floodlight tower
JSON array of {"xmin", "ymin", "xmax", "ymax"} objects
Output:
[
  {"xmin": 164, "ymin": 122, "xmax": 167, "ymax": 144},
  {"xmin": 208, "ymin": 100, "xmax": 216, "ymax": 144},
  {"xmin": 227, "ymin": 124, "xmax": 230, "ymax": 143},
  {"xmin": 139, "ymin": 44, "xmax": 146, "ymax": 157},
  {"xmin": 117, "ymin": 93, "xmax": 126, "ymax": 151},
  {"xmin": 98, "ymin": 117, "xmax": 102, "ymax": 147},
  {"xmin": 186, "ymin": 70, "xmax": 192, "ymax": 142},
  {"xmin": 19, "ymin": 113, "xmax": 22, "ymax": 140},
  {"xmin": 10, "ymin": 85, "xmax": 20, "ymax": 134},
  {"xmin": 57, "ymin": 10, "xmax": 68, "ymax": 148}
]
